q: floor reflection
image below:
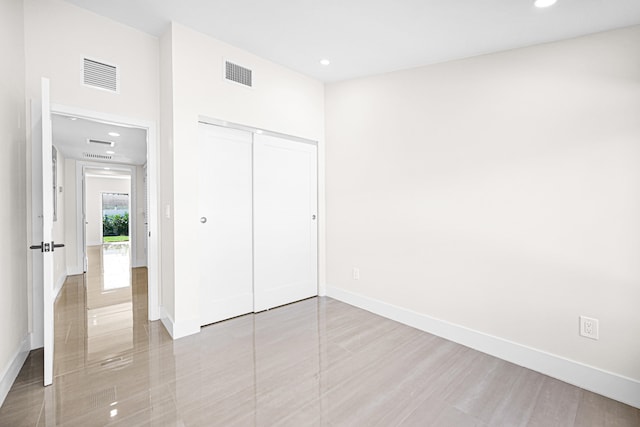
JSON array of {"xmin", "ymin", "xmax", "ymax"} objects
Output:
[
  {"xmin": 86, "ymin": 244, "xmax": 133, "ymax": 363},
  {"xmin": 53, "ymin": 243, "xmax": 152, "ymax": 377},
  {"xmin": 100, "ymin": 243, "xmax": 131, "ymax": 291},
  {"xmin": 85, "ymin": 244, "xmax": 133, "ymax": 365}
]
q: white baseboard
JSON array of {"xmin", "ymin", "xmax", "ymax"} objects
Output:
[
  {"xmin": 326, "ymin": 285, "xmax": 640, "ymax": 409},
  {"xmin": 67, "ymin": 267, "xmax": 83, "ymax": 276},
  {"xmin": 318, "ymin": 282, "xmax": 327, "ymax": 297},
  {"xmin": 0, "ymin": 335, "xmax": 30, "ymax": 407},
  {"xmin": 160, "ymin": 307, "xmax": 200, "ymax": 340}
]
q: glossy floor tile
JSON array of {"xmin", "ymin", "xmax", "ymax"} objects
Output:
[{"xmin": 1, "ymin": 246, "xmax": 639, "ymax": 426}]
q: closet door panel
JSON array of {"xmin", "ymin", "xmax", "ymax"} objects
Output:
[
  {"xmin": 198, "ymin": 123, "xmax": 254, "ymax": 325},
  {"xmin": 253, "ymin": 134, "xmax": 318, "ymax": 311}
]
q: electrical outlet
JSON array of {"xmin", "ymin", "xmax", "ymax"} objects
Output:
[
  {"xmin": 352, "ymin": 268, "xmax": 360, "ymax": 280},
  {"xmin": 579, "ymin": 316, "xmax": 599, "ymax": 340}
]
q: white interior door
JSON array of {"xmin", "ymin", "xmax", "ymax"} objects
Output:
[
  {"xmin": 30, "ymin": 78, "xmax": 56, "ymax": 386},
  {"xmin": 253, "ymin": 134, "xmax": 318, "ymax": 311},
  {"xmin": 198, "ymin": 123, "xmax": 254, "ymax": 325}
]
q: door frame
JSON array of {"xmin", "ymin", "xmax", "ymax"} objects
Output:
[
  {"xmin": 80, "ymin": 163, "xmax": 136, "ymax": 265},
  {"xmin": 51, "ymin": 104, "xmax": 160, "ymax": 321}
]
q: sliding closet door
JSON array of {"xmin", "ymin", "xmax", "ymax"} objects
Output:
[
  {"xmin": 253, "ymin": 134, "xmax": 318, "ymax": 312},
  {"xmin": 198, "ymin": 123, "xmax": 254, "ymax": 325}
]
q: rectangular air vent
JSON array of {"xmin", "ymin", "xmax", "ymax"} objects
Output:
[
  {"xmin": 83, "ymin": 57, "xmax": 119, "ymax": 93},
  {"xmin": 87, "ymin": 138, "xmax": 115, "ymax": 147},
  {"xmin": 224, "ymin": 60, "xmax": 252, "ymax": 87},
  {"xmin": 83, "ymin": 152, "xmax": 112, "ymax": 161}
]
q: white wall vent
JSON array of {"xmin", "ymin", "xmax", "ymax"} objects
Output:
[
  {"xmin": 224, "ymin": 60, "xmax": 252, "ymax": 87},
  {"xmin": 87, "ymin": 138, "xmax": 115, "ymax": 147},
  {"xmin": 83, "ymin": 152, "xmax": 112, "ymax": 161},
  {"xmin": 83, "ymin": 57, "xmax": 119, "ymax": 93}
]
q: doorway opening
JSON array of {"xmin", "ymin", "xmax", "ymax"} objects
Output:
[
  {"xmin": 44, "ymin": 109, "xmax": 157, "ymax": 378},
  {"xmin": 45, "ymin": 104, "xmax": 160, "ymax": 324}
]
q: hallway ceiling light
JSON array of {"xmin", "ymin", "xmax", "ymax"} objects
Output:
[
  {"xmin": 535, "ymin": 0, "xmax": 557, "ymax": 7},
  {"xmin": 106, "ymin": 150, "xmax": 115, "ymax": 154},
  {"xmin": 108, "ymin": 132, "xmax": 121, "ymax": 137},
  {"xmin": 104, "ymin": 167, "xmax": 111, "ymax": 170},
  {"xmin": 320, "ymin": 59, "xmax": 331, "ymax": 66}
]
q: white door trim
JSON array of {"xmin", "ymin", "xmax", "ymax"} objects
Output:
[
  {"xmin": 198, "ymin": 116, "xmax": 318, "ymax": 146},
  {"xmin": 51, "ymin": 104, "xmax": 160, "ymax": 321}
]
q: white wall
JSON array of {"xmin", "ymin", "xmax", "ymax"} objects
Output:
[
  {"xmin": 325, "ymin": 25, "xmax": 640, "ymax": 384},
  {"xmin": 24, "ymin": 0, "xmax": 159, "ymax": 121},
  {"xmin": 53, "ymin": 147, "xmax": 66, "ymax": 294},
  {"xmin": 160, "ymin": 23, "xmax": 325, "ymax": 336},
  {"xmin": 0, "ymin": 0, "xmax": 29, "ymax": 406},
  {"xmin": 159, "ymin": 27, "xmax": 175, "ymax": 324},
  {"xmin": 85, "ymin": 176, "xmax": 131, "ymax": 246}
]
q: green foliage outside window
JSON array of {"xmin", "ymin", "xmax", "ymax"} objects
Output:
[{"xmin": 103, "ymin": 212, "xmax": 129, "ymax": 237}]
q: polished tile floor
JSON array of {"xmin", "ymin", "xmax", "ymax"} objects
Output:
[{"xmin": 1, "ymin": 246, "xmax": 639, "ymax": 426}]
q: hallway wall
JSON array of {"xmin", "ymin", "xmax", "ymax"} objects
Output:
[
  {"xmin": 134, "ymin": 165, "xmax": 147, "ymax": 267},
  {"xmin": 53, "ymin": 147, "xmax": 66, "ymax": 295}
]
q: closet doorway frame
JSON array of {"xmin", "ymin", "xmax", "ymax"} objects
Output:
[{"xmin": 197, "ymin": 115, "xmax": 323, "ymax": 309}]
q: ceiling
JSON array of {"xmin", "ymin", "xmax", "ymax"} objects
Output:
[
  {"xmin": 63, "ymin": 0, "xmax": 640, "ymax": 82},
  {"xmin": 52, "ymin": 114, "xmax": 147, "ymax": 165}
]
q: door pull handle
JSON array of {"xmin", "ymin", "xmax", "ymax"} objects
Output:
[
  {"xmin": 30, "ymin": 242, "xmax": 51, "ymax": 252},
  {"xmin": 30, "ymin": 243, "xmax": 44, "ymax": 252}
]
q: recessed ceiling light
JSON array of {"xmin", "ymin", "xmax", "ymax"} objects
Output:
[
  {"xmin": 320, "ymin": 59, "xmax": 331, "ymax": 66},
  {"xmin": 106, "ymin": 150, "xmax": 115, "ymax": 154},
  {"xmin": 104, "ymin": 167, "xmax": 111, "ymax": 170},
  {"xmin": 69, "ymin": 117, "xmax": 77, "ymax": 121},
  {"xmin": 108, "ymin": 132, "xmax": 120, "ymax": 137},
  {"xmin": 255, "ymin": 129, "xmax": 263, "ymax": 134},
  {"xmin": 534, "ymin": 0, "xmax": 557, "ymax": 7}
]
